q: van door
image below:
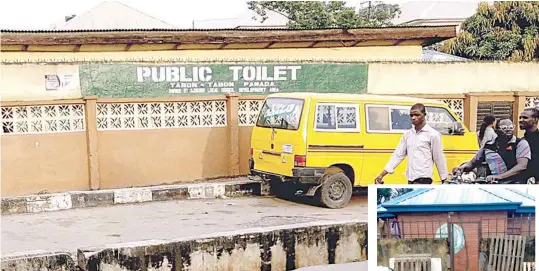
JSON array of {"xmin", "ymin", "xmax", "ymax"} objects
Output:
[
  {"xmin": 424, "ymin": 106, "xmax": 477, "ymax": 179},
  {"xmin": 360, "ymin": 104, "xmax": 477, "ymax": 185},
  {"xmin": 250, "ymin": 97, "xmax": 308, "ymax": 177},
  {"xmin": 360, "ymin": 104, "xmax": 411, "ymax": 185},
  {"xmin": 306, "ymin": 101, "xmax": 364, "ymax": 186}
]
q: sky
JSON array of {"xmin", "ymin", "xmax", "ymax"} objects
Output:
[
  {"xmin": 0, "ymin": 0, "xmax": 448, "ymax": 30},
  {"xmin": 0, "ymin": 0, "xmax": 244, "ymax": 29}
]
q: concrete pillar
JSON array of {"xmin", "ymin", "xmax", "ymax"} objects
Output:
[
  {"xmin": 226, "ymin": 93, "xmax": 240, "ymax": 176},
  {"xmin": 464, "ymin": 94, "xmax": 478, "ymax": 132},
  {"xmin": 514, "ymin": 93, "xmax": 526, "ymax": 137},
  {"xmin": 83, "ymin": 96, "xmax": 100, "ymax": 190}
]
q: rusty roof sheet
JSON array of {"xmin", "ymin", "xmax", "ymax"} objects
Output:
[
  {"xmin": 0, "ymin": 25, "xmax": 458, "ymax": 33},
  {"xmin": 0, "ymin": 25, "xmax": 457, "ymax": 47}
]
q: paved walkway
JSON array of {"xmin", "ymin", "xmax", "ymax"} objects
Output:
[{"xmin": 1, "ymin": 195, "xmax": 367, "ymax": 256}]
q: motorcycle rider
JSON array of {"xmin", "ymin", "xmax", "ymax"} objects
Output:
[
  {"xmin": 453, "ymin": 119, "xmax": 531, "ymax": 184},
  {"xmin": 519, "ymin": 108, "xmax": 539, "ymax": 184}
]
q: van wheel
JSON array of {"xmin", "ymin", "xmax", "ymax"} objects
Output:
[{"xmin": 318, "ymin": 172, "xmax": 352, "ymax": 209}]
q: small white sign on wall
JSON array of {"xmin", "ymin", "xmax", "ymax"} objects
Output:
[{"xmin": 45, "ymin": 74, "xmax": 75, "ymax": 91}]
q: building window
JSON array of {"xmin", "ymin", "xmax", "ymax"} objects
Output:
[
  {"xmin": 96, "ymin": 101, "xmax": 227, "ymax": 131},
  {"xmin": 425, "ymin": 106, "xmax": 458, "ymax": 135},
  {"xmin": 525, "ymin": 97, "xmax": 539, "ymax": 108},
  {"xmin": 238, "ymin": 100, "xmax": 263, "ymax": 126},
  {"xmin": 1, "ymin": 104, "xmax": 85, "ymax": 135},
  {"xmin": 439, "ymin": 99, "xmax": 464, "ymax": 121}
]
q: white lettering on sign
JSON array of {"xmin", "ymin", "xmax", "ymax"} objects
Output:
[
  {"xmin": 243, "ymin": 82, "xmax": 276, "ymax": 87},
  {"xmin": 288, "ymin": 66, "xmax": 300, "ymax": 80},
  {"xmin": 244, "ymin": 66, "xmax": 256, "ymax": 81},
  {"xmin": 169, "ymin": 82, "xmax": 199, "ymax": 88},
  {"xmin": 135, "ymin": 65, "xmax": 306, "ymax": 94},
  {"xmin": 208, "ymin": 82, "xmax": 234, "ymax": 88},
  {"xmin": 137, "ymin": 67, "xmax": 213, "ymax": 82},
  {"xmin": 229, "ymin": 66, "xmax": 302, "ymax": 81}
]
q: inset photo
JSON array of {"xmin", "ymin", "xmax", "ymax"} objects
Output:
[{"xmin": 375, "ymin": 186, "xmax": 535, "ymax": 271}]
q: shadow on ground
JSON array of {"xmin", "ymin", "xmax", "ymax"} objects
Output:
[{"xmin": 274, "ymin": 188, "xmax": 368, "ymax": 208}]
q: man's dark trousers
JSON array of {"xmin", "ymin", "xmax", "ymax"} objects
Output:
[{"xmin": 409, "ymin": 178, "xmax": 433, "ymax": 184}]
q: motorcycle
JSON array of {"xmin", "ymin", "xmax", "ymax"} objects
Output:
[
  {"xmin": 443, "ymin": 171, "xmax": 496, "ymax": 184},
  {"xmin": 444, "ymin": 161, "xmax": 534, "ymax": 184},
  {"xmin": 443, "ymin": 162, "xmax": 498, "ymax": 184}
]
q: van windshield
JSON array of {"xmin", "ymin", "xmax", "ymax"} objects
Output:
[{"xmin": 256, "ymin": 98, "xmax": 304, "ymax": 130}]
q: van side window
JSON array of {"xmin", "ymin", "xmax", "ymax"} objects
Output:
[
  {"xmin": 366, "ymin": 106, "xmax": 390, "ymax": 131},
  {"xmin": 315, "ymin": 103, "xmax": 360, "ymax": 132},
  {"xmin": 426, "ymin": 106, "xmax": 458, "ymax": 135},
  {"xmin": 316, "ymin": 104, "xmax": 337, "ymax": 130},
  {"xmin": 390, "ymin": 107, "xmax": 412, "ymax": 130},
  {"xmin": 366, "ymin": 105, "xmax": 411, "ymax": 132}
]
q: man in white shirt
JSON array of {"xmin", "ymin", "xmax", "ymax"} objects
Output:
[{"xmin": 375, "ymin": 103, "xmax": 449, "ymax": 184}]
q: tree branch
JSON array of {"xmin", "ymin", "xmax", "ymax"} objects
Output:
[{"xmin": 256, "ymin": 4, "xmax": 297, "ymax": 23}]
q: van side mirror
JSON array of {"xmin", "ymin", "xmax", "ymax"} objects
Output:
[{"xmin": 451, "ymin": 122, "xmax": 465, "ymax": 135}]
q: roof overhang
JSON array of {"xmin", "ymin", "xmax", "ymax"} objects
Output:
[
  {"xmin": 382, "ymin": 202, "xmax": 523, "ymax": 213},
  {"xmin": 515, "ymin": 206, "xmax": 536, "ymax": 214},
  {"xmin": 0, "ymin": 26, "xmax": 457, "ymax": 52},
  {"xmin": 378, "ymin": 213, "xmax": 396, "ymax": 218}
]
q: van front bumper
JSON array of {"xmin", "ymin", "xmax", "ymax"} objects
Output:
[{"xmin": 249, "ymin": 158, "xmax": 325, "ymax": 184}]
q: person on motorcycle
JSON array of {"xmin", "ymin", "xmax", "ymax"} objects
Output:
[
  {"xmin": 453, "ymin": 119, "xmax": 531, "ymax": 184},
  {"xmin": 519, "ymin": 107, "xmax": 539, "ymax": 184}
]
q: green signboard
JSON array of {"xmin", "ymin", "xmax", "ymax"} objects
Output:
[{"xmin": 79, "ymin": 64, "xmax": 367, "ymax": 97}]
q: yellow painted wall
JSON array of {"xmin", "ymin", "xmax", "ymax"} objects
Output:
[
  {"xmin": 97, "ymin": 128, "xmax": 230, "ymax": 190},
  {"xmin": 367, "ymin": 62, "xmax": 539, "ymax": 95},
  {"xmin": 1, "ymin": 132, "xmax": 89, "ymax": 196},
  {"xmin": 0, "ymin": 46, "xmax": 423, "ymax": 63},
  {"xmin": 1, "ymin": 64, "xmax": 82, "ymax": 101}
]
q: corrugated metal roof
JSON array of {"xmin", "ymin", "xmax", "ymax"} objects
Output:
[
  {"xmin": 192, "ymin": 8, "xmax": 288, "ymax": 29},
  {"xmin": 423, "ymin": 49, "xmax": 470, "ymax": 62},
  {"xmin": 381, "ymin": 188, "xmax": 534, "ymax": 214},
  {"xmin": 394, "ymin": 188, "xmax": 510, "ymax": 205},
  {"xmin": 53, "ymin": 1, "xmax": 178, "ymax": 30},
  {"xmin": 0, "ymin": 24, "xmax": 459, "ymax": 33},
  {"xmin": 482, "ymin": 188, "xmax": 535, "ymax": 208},
  {"xmin": 380, "ymin": 188, "xmax": 431, "ymax": 205}
]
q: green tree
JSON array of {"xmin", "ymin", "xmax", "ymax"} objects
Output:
[
  {"xmin": 440, "ymin": 1, "xmax": 539, "ymax": 61},
  {"xmin": 377, "ymin": 188, "xmax": 413, "ymax": 205},
  {"xmin": 247, "ymin": 1, "xmax": 401, "ymax": 29}
]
